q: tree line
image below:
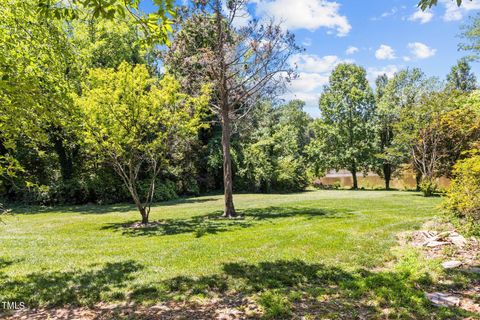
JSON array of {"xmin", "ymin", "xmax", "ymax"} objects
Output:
[{"xmin": 1, "ymin": 0, "xmax": 479, "ymax": 229}]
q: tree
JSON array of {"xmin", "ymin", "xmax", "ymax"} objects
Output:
[
  {"xmin": 165, "ymin": 0, "xmax": 299, "ymax": 217},
  {"xmin": 310, "ymin": 63, "xmax": 376, "ymax": 190},
  {"xmin": 436, "ymin": 91, "xmax": 480, "ymax": 177},
  {"xmin": 459, "ymin": 13, "xmax": 480, "ymax": 61},
  {"xmin": 37, "ymin": 0, "xmax": 176, "ymax": 45},
  {"xmin": 447, "ymin": 58, "xmax": 477, "ymax": 92},
  {"xmin": 375, "ymin": 69, "xmax": 432, "ymax": 190},
  {"xmin": 238, "ymin": 100, "xmax": 311, "ymax": 193},
  {"xmin": 0, "ymin": 0, "xmax": 78, "ymax": 194},
  {"xmin": 78, "ymin": 63, "xmax": 209, "ymax": 223},
  {"xmin": 374, "ymin": 74, "xmax": 393, "ymax": 189},
  {"xmin": 394, "ymin": 90, "xmax": 458, "ymax": 196}
]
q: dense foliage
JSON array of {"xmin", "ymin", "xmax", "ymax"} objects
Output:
[
  {"xmin": 443, "ymin": 151, "xmax": 480, "ymax": 234},
  {"xmin": 0, "ymin": 0, "xmax": 479, "ymax": 228}
]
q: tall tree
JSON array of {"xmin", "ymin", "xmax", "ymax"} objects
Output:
[
  {"xmin": 0, "ymin": 0, "xmax": 77, "ymax": 191},
  {"xmin": 165, "ymin": 0, "xmax": 299, "ymax": 217},
  {"xmin": 78, "ymin": 63, "xmax": 209, "ymax": 223},
  {"xmin": 459, "ymin": 13, "xmax": 480, "ymax": 61},
  {"xmin": 375, "ymin": 69, "xmax": 431, "ymax": 190},
  {"xmin": 374, "ymin": 74, "xmax": 393, "ymax": 189},
  {"xmin": 394, "ymin": 90, "xmax": 458, "ymax": 196},
  {"xmin": 447, "ymin": 58, "xmax": 477, "ymax": 92},
  {"xmin": 310, "ymin": 63, "xmax": 376, "ymax": 190}
]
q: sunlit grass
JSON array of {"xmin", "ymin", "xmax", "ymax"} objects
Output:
[{"xmin": 2, "ymin": 190, "xmax": 475, "ymax": 318}]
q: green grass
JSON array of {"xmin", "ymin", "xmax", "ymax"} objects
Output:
[{"xmin": 0, "ymin": 190, "xmax": 476, "ymax": 318}]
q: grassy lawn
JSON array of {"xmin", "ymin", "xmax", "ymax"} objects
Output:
[{"xmin": 0, "ymin": 190, "xmax": 476, "ymax": 318}]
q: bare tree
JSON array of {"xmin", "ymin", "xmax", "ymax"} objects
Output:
[{"xmin": 166, "ymin": 0, "xmax": 299, "ymax": 217}]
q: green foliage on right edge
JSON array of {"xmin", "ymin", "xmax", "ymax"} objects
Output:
[{"xmin": 443, "ymin": 150, "xmax": 480, "ymax": 235}]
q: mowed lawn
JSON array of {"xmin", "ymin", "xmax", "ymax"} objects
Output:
[{"xmin": 3, "ymin": 190, "xmax": 467, "ymax": 318}]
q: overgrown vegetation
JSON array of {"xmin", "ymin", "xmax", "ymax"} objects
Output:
[{"xmin": 444, "ymin": 151, "xmax": 480, "ymax": 234}]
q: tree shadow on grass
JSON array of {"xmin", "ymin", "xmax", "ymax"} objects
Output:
[
  {"xmin": 8, "ymin": 197, "xmax": 220, "ymax": 216},
  {"xmin": 100, "ymin": 206, "xmax": 352, "ymax": 237},
  {"xmin": 0, "ymin": 260, "xmax": 142, "ymax": 308},
  {"xmin": 134, "ymin": 260, "xmax": 475, "ymax": 319},
  {"xmin": 1, "ymin": 259, "xmax": 475, "ymax": 319},
  {"xmin": 10, "ymin": 203, "xmax": 136, "ymax": 215}
]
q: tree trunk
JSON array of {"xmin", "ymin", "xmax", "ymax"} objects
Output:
[
  {"xmin": 415, "ymin": 172, "xmax": 422, "ymax": 191},
  {"xmin": 221, "ymin": 111, "xmax": 237, "ymax": 218},
  {"xmin": 140, "ymin": 208, "xmax": 149, "ymax": 224},
  {"xmin": 130, "ymin": 188, "xmax": 149, "ymax": 224},
  {"xmin": 383, "ymin": 163, "xmax": 391, "ymax": 190},
  {"xmin": 351, "ymin": 163, "xmax": 358, "ymax": 190}
]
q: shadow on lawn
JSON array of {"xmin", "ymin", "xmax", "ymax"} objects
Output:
[
  {"xmin": 0, "ymin": 260, "xmax": 141, "ymax": 308},
  {"xmin": 125, "ymin": 260, "xmax": 479, "ymax": 319},
  {"xmin": 1, "ymin": 259, "xmax": 475, "ymax": 319},
  {"xmin": 101, "ymin": 206, "xmax": 351, "ymax": 237},
  {"xmin": 9, "ymin": 197, "xmax": 220, "ymax": 216}
]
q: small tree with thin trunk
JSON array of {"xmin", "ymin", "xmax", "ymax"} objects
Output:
[
  {"xmin": 78, "ymin": 62, "xmax": 209, "ymax": 223},
  {"xmin": 165, "ymin": 0, "xmax": 299, "ymax": 217}
]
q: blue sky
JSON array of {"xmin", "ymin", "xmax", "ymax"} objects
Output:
[{"xmin": 142, "ymin": 0, "xmax": 480, "ymax": 116}]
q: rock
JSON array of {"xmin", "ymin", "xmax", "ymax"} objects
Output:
[
  {"xmin": 425, "ymin": 240, "xmax": 449, "ymax": 247},
  {"xmin": 467, "ymin": 267, "xmax": 480, "ymax": 274},
  {"xmin": 448, "ymin": 234, "xmax": 467, "ymax": 247},
  {"xmin": 426, "ymin": 292, "xmax": 461, "ymax": 307},
  {"xmin": 441, "ymin": 260, "xmax": 462, "ymax": 269}
]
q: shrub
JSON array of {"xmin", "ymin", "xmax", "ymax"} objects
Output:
[
  {"xmin": 443, "ymin": 151, "xmax": 480, "ymax": 234},
  {"xmin": 420, "ymin": 178, "xmax": 437, "ymax": 197},
  {"xmin": 153, "ymin": 180, "xmax": 178, "ymax": 202},
  {"xmin": 257, "ymin": 290, "xmax": 292, "ymax": 319}
]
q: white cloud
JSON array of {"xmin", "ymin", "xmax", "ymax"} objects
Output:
[
  {"xmin": 408, "ymin": 42, "xmax": 437, "ymax": 59},
  {"xmin": 375, "ymin": 44, "xmax": 396, "ymax": 60},
  {"xmin": 302, "ymin": 37, "xmax": 312, "ymax": 47},
  {"xmin": 252, "ymin": 0, "xmax": 351, "ymax": 36},
  {"xmin": 442, "ymin": 0, "xmax": 480, "ymax": 21},
  {"xmin": 282, "ymin": 53, "xmax": 352, "ymax": 117},
  {"xmin": 409, "ymin": 9, "xmax": 433, "ymax": 23},
  {"xmin": 346, "ymin": 46, "xmax": 359, "ymax": 55},
  {"xmin": 371, "ymin": 6, "xmax": 406, "ymax": 21},
  {"xmin": 289, "ymin": 53, "xmax": 350, "ymax": 73},
  {"xmin": 289, "ymin": 72, "xmax": 329, "ymax": 93},
  {"xmin": 367, "ymin": 65, "xmax": 400, "ymax": 84}
]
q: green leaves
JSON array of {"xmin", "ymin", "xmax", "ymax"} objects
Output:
[
  {"xmin": 77, "ymin": 62, "xmax": 210, "ymax": 210},
  {"xmin": 36, "ymin": 0, "xmax": 176, "ymax": 45},
  {"xmin": 418, "ymin": 0, "xmax": 466, "ymax": 10},
  {"xmin": 311, "ymin": 63, "xmax": 376, "ymax": 175}
]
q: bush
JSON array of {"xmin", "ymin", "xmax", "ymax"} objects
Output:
[
  {"xmin": 257, "ymin": 290, "xmax": 292, "ymax": 319},
  {"xmin": 443, "ymin": 152, "xmax": 480, "ymax": 234},
  {"xmin": 420, "ymin": 178, "xmax": 437, "ymax": 197}
]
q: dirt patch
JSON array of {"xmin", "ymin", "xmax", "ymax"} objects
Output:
[{"xmin": 1, "ymin": 297, "xmax": 261, "ymax": 320}]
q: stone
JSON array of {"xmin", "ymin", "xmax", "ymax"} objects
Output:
[
  {"xmin": 467, "ymin": 267, "xmax": 480, "ymax": 274},
  {"xmin": 448, "ymin": 234, "xmax": 467, "ymax": 247},
  {"xmin": 426, "ymin": 292, "xmax": 461, "ymax": 307},
  {"xmin": 425, "ymin": 240, "xmax": 449, "ymax": 247},
  {"xmin": 441, "ymin": 261, "xmax": 462, "ymax": 269}
]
